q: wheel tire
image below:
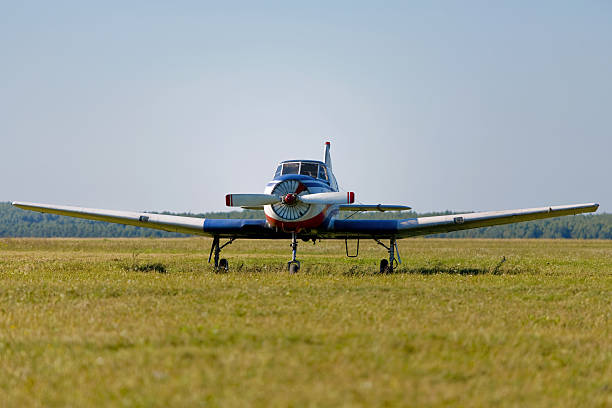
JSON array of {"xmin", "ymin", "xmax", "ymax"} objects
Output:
[
  {"xmin": 289, "ymin": 263, "xmax": 300, "ymax": 274},
  {"xmin": 379, "ymin": 259, "xmax": 389, "ymax": 274},
  {"xmin": 218, "ymin": 258, "xmax": 228, "ymax": 272}
]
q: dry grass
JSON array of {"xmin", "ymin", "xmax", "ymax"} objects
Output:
[{"xmin": 0, "ymin": 238, "xmax": 610, "ymax": 407}]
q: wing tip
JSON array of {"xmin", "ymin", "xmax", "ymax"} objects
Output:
[{"xmin": 583, "ymin": 202, "xmax": 599, "ymax": 211}]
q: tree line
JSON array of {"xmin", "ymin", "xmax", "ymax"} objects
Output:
[{"xmin": 1, "ymin": 202, "xmax": 610, "ymax": 239}]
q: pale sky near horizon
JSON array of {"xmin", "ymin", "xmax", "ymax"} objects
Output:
[{"xmin": 1, "ymin": 1, "xmax": 611, "ymax": 213}]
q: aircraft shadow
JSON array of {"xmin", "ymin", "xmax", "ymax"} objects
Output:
[
  {"xmin": 384, "ymin": 266, "xmax": 490, "ymax": 275},
  {"xmin": 343, "ymin": 257, "xmax": 508, "ymax": 276},
  {"xmin": 342, "ymin": 267, "xmax": 495, "ymax": 276}
]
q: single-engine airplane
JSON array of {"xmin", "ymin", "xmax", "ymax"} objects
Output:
[{"xmin": 13, "ymin": 142, "xmax": 599, "ymax": 273}]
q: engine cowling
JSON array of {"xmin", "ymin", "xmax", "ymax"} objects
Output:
[{"xmin": 270, "ymin": 180, "xmax": 311, "ymax": 221}]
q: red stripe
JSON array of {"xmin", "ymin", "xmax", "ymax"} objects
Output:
[
  {"xmin": 225, "ymin": 194, "xmax": 232, "ymax": 206},
  {"xmin": 265, "ymin": 206, "xmax": 329, "ymax": 232},
  {"xmin": 347, "ymin": 192, "xmax": 355, "ymax": 203}
]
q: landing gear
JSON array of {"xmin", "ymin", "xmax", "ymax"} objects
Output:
[
  {"xmin": 375, "ymin": 237, "xmax": 401, "ymax": 273},
  {"xmin": 287, "ymin": 231, "xmax": 301, "ymax": 273},
  {"xmin": 208, "ymin": 236, "xmax": 235, "ymax": 272}
]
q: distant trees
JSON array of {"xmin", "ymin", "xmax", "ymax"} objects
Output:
[{"xmin": 1, "ymin": 202, "xmax": 610, "ymax": 239}]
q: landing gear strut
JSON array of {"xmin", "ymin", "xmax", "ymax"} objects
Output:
[
  {"xmin": 288, "ymin": 232, "xmax": 300, "ymax": 273},
  {"xmin": 208, "ymin": 236, "xmax": 235, "ymax": 272},
  {"xmin": 375, "ymin": 237, "xmax": 401, "ymax": 273}
]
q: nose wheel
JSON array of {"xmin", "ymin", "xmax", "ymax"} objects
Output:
[
  {"xmin": 288, "ymin": 261, "xmax": 300, "ymax": 274},
  {"xmin": 288, "ymin": 232, "xmax": 301, "ymax": 273}
]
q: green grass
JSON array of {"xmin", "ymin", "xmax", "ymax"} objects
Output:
[{"xmin": 0, "ymin": 238, "xmax": 611, "ymax": 407}]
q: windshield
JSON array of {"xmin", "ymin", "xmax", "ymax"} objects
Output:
[
  {"xmin": 281, "ymin": 162, "xmax": 300, "ymax": 175},
  {"xmin": 300, "ymin": 162, "xmax": 318, "ymax": 177},
  {"xmin": 276, "ymin": 161, "xmax": 330, "ymax": 182}
]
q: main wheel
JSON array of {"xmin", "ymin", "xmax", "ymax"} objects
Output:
[
  {"xmin": 379, "ymin": 259, "xmax": 389, "ymax": 274},
  {"xmin": 289, "ymin": 263, "xmax": 300, "ymax": 274},
  {"xmin": 218, "ymin": 258, "xmax": 229, "ymax": 272}
]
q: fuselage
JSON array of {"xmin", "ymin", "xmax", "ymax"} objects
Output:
[{"xmin": 264, "ymin": 160, "xmax": 338, "ymax": 232}]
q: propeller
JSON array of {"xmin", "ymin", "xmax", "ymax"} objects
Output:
[{"xmin": 226, "ymin": 183, "xmax": 355, "ymax": 210}]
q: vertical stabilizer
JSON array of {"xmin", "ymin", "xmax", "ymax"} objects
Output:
[{"xmin": 324, "ymin": 141, "xmax": 332, "ymax": 170}]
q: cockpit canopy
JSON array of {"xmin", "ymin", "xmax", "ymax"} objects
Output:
[{"xmin": 274, "ymin": 161, "xmax": 329, "ymax": 182}]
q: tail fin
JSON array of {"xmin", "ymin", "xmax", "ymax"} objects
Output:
[{"xmin": 324, "ymin": 141, "xmax": 332, "ymax": 170}]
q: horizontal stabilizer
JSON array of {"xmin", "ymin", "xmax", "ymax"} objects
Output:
[{"xmin": 339, "ymin": 204, "xmax": 412, "ymax": 212}]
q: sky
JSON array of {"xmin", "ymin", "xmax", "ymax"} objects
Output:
[{"xmin": 1, "ymin": 1, "xmax": 611, "ymax": 213}]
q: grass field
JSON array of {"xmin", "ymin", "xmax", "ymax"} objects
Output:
[{"xmin": 0, "ymin": 238, "xmax": 610, "ymax": 407}]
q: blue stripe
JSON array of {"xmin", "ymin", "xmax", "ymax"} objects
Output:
[
  {"xmin": 271, "ymin": 174, "xmax": 331, "ymax": 184},
  {"xmin": 267, "ymin": 176, "xmax": 333, "ymax": 190},
  {"xmin": 267, "ymin": 182, "xmax": 330, "ymax": 188}
]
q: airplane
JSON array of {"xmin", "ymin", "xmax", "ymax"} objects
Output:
[{"xmin": 13, "ymin": 142, "xmax": 598, "ymax": 273}]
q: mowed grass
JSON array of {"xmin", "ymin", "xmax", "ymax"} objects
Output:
[{"xmin": 0, "ymin": 238, "xmax": 610, "ymax": 407}]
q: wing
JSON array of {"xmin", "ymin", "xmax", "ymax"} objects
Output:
[
  {"xmin": 328, "ymin": 203, "xmax": 599, "ymax": 238},
  {"xmin": 338, "ymin": 204, "xmax": 411, "ymax": 212},
  {"xmin": 12, "ymin": 201, "xmax": 276, "ymax": 238}
]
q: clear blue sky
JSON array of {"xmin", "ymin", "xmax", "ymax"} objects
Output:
[{"xmin": 2, "ymin": 1, "xmax": 610, "ymax": 213}]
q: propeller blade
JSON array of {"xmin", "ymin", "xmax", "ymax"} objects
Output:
[
  {"xmin": 225, "ymin": 194, "xmax": 280, "ymax": 207},
  {"xmin": 299, "ymin": 192, "xmax": 355, "ymax": 205}
]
